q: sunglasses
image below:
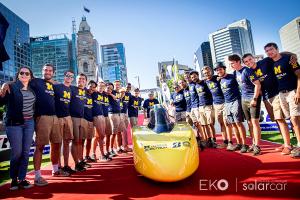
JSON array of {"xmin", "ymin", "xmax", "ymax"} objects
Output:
[
  {"xmin": 65, "ymin": 74, "xmax": 74, "ymax": 78},
  {"xmin": 19, "ymin": 71, "xmax": 30, "ymax": 76}
]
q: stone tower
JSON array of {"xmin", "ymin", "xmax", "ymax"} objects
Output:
[{"xmin": 77, "ymin": 16, "xmax": 97, "ymax": 81}]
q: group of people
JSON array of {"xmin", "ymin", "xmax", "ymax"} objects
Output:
[
  {"xmin": 0, "ymin": 64, "xmax": 147, "ymax": 191},
  {"xmin": 170, "ymin": 42, "xmax": 300, "ymax": 159}
]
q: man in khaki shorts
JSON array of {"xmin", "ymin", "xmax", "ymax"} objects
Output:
[
  {"xmin": 70, "ymin": 73, "xmax": 89, "ymax": 171},
  {"xmin": 91, "ymin": 81, "xmax": 112, "ymax": 162},
  {"xmin": 191, "ymin": 71, "xmax": 217, "ymax": 148},
  {"xmin": 53, "ymin": 70, "xmax": 76, "ymax": 175},
  {"xmin": 128, "ymin": 88, "xmax": 143, "ymax": 128},
  {"xmin": 107, "ymin": 81, "xmax": 122, "ymax": 156},
  {"xmin": 103, "ymin": 83, "xmax": 113, "ymax": 157},
  {"xmin": 83, "ymin": 81, "xmax": 96, "ymax": 163},
  {"xmin": 203, "ymin": 65, "xmax": 229, "ymax": 148},
  {"xmin": 265, "ymin": 42, "xmax": 300, "ymax": 158}
]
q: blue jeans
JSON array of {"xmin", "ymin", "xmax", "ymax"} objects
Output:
[{"xmin": 6, "ymin": 119, "xmax": 34, "ymax": 180}]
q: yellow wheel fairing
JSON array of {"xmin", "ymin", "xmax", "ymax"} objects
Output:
[{"xmin": 133, "ymin": 123, "xmax": 199, "ymax": 182}]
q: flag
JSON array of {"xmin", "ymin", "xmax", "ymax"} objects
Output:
[{"xmin": 83, "ymin": 6, "xmax": 90, "ymax": 13}]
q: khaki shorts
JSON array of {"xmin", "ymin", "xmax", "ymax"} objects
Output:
[
  {"xmin": 279, "ymin": 90, "xmax": 300, "ymax": 119},
  {"xmin": 130, "ymin": 117, "xmax": 138, "ymax": 128},
  {"xmin": 109, "ymin": 113, "xmax": 121, "ymax": 134},
  {"xmin": 58, "ymin": 116, "xmax": 73, "ymax": 140},
  {"xmin": 105, "ymin": 117, "xmax": 112, "ymax": 135},
  {"xmin": 175, "ymin": 111, "xmax": 186, "ymax": 122},
  {"xmin": 120, "ymin": 113, "xmax": 129, "ymax": 131},
  {"xmin": 93, "ymin": 115, "xmax": 106, "ymax": 137},
  {"xmin": 214, "ymin": 103, "xmax": 226, "ymax": 123},
  {"xmin": 190, "ymin": 107, "xmax": 200, "ymax": 123},
  {"xmin": 199, "ymin": 105, "xmax": 214, "ymax": 125},
  {"xmin": 35, "ymin": 115, "xmax": 60, "ymax": 145},
  {"xmin": 85, "ymin": 121, "xmax": 95, "ymax": 140},
  {"xmin": 185, "ymin": 111, "xmax": 193, "ymax": 126},
  {"xmin": 72, "ymin": 117, "xmax": 88, "ymax": 142},
  {"xmin": 264, "ymin": 95, "xmax": 284, "ymax": 120}
]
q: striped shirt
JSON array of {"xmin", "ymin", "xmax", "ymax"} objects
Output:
[{"xmin": 21, "ymin": 89, "xmax": 35, "ymax": 118}]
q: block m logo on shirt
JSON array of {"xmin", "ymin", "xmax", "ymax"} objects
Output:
[
  {"xmin": 221, "ymin": 82, "xmax": 227, "ymax": 89},
  {"xmin": 208, "ymin": 82, "xmax": 215, "ymax": 89},
  {"xmin": 149, "ymin": 102, "xmax": 155, "ymax": 106},
  {"xmin": 274, "ymin": 65, "xmax": 282, "ymax": 75},
  {"xmin": 78, "ymin": 89, "xmax": 85, "ymax": 96},
  {"xmin": 255, "ymin": 69, "xmax": 263, "ymax": 77},
  {"xmin": 134, "ymin": 100, "xmax": 139, "ymax": 106},
  {"xmin": 87, "ymin": 98, "xmax": 93, "ymax": 105},
  {"xmin": 97, "ymin": 94, "xmax": 103, "ymax": 101},
  {"xmin": 63, "ymin": 91, "xmax": 71, "ymax": 99},
  {"xmin": 46, "ymin": 82, "xmax": 53, "ymax": 91}
]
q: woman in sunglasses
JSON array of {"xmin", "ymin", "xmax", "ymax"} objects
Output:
[{"xmin": 0, "ymin": 66, "xmax": 36, "ymax": 190}]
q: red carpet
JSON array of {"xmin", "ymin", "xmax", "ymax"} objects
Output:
[{"xmin": 0, "ymin": 115, "xmax": 300, "ymax": 200}]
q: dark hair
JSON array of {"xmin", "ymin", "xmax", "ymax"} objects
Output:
[
  {"xmin": 64, "ymin": 70, "xmax": 74, "ymax": 76},
  {"xmin": 228, "ymin": 54, "xmax": 241, "ymax": 62},
  {"xmin": 264, "ymin": 42, "xmax": 278, "ymax": 50},
  {"xmin": 189, "ymin": 71, "xmax": 199, "ymax": 76},
  {"xmin": 88, "ymin": 80, "xmax": 97, "ymax": 87},
  {"xmin": 134, "ymin": 88, "xmax": 140, "ymax": 92},
  {"xmin": 242, "ymin": 53, "xmax": 254, "ymax": 61},
  {"xmin": 78, "ymin": 73, "xmax": 87, "ymax": 81},
  {"xmin": 106, "ymin": 82, "xmax": 114, "ymax": 89},
  {"xmin": 15, "ymin": 66, "xmax": 34, "ymax": 81},
  {"xmin": 43, "ymin": 63, "xmax": 55, "ymax": 72}
]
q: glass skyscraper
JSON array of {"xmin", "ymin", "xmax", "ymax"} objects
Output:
[
  {"xmin": 30, "ymin": 34, "xmax": 74, "ymax": 83},
  {"xmin": 0, "ymin": 3, "xmax": 30, "ymax": 84},
  {"xmin": 209, "ymin": 19, "xmax": 255, "ymax": 64},
  {"xmin": 100, "ymin": 43, "xmax": 127, "ymax": 86}
]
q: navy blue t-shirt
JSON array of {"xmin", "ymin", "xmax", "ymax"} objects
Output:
[
  {"xmin": 121, "ymin": 92, "xmax": 131, "ymax": 114},
  {"xmin": 143, "ymin": 98, "xmax": 159, "ymax": 118},
  {"xmin": 235, "ymin": 67, "xmax": 259, "ymax": 100},
  {"xmin": 128, "ymin": 96, "xmax": 142, "ymax": 117},
  {"xmin": 53, "ymin": 84, "xmax": 71, "ymax": 118},
  {"xmin": 171, "ymin": 90, "xmax": 187, "ymax": 112},
  {"xmin": 195, "ymin": 81, "xmax": 213, "ymax": 106},
  {"xmin": 188, "ymin": 82, "xmax": 199, "ymax": 108},
  {"xmin": 91, "ymin": 92, "xmax": 103, "ymax": 117},
  {"xmin": 183, "ymin": 87, "xmax": 192, "ymax": 112},
  {"xmin": 254, "ymin": 58, "xmax": 278, "ymax": 100},
  {"xmin": 30, "ymin": 78, "xmax": 55, "ymax": 116},
  {"xmin": 205, "ymin": 75, "xmax": 225, "ymax": 105},
  {"xmin": 108, "ymin": 90, "xmax": 121, "ymax": 114},
  {"xmin": 220, "ymin": 74, "xmax": 241, "ymax": 103},
  {"xmin": 69, "ymin": 86, "xmax": 86, "ymax": 118},
  {"xmin": 273, "ymin": 54, "xmax": 300, "ymax": 92},
  {"xmin": 84, "ymin": 92, "xmax": 93, "ymax": 122},
  {"xmin": 102, "ymin": 93, "xmax": 110, "ymax": 117}
]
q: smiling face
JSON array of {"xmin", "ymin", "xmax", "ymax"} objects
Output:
[
  {"xmin": 243, "ymin": 55, "xmax": 256, "ymax": 68},
  {"xmin": 178, "ymin": 79, "xmax": 187, "ymax": 89},
  {"xmin": 265, "ymin": 46, "xmax": 279, "ymax": 59},
  {"xmin": 215, "ymin": 67, "xmax": 225, "ymax": 77},
  {"xmin": 229, "ymin": 60, "xmax": 241, "ymax": 71},
  {"xmin": 76, "ymin": 75, "xmax": 87, "ymax": 88},
  {"xmin": 202, "ymin": 68, "xmax": 212, "ymax": 80},
  {"xmin": 190, "ymin": 73, "xmax": 199, "ymax": 83},
  {"xmin": 64, "ymin": 71, "xmax": 74, "ymax": 85},
  {"xmin": 18, "ymin": 67, "xmax": 32, "ymax": 83},
  {"xmin": 42, "ymin": 65, "xmax": 54, "ymax": 81}
]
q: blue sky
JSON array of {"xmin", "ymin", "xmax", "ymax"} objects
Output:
[{"xmin": 1, "ymin": 0, "xmax": 300, "ymax": 88}]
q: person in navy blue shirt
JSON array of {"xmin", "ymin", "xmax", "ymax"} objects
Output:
[
  {"xmin": 53, "ymin": 70, "xmax": 75, "ymax": 175},
  {"xmin": 178, "ymin": 77, "xmax": 193, "ymax": 126},
  {"xmin": 265, "ymin": 42, "xmax": 300, "ymax": 158},
  {"xmin": 202, "ymin": 65, "xmax": 228, "ymax": 148},
  {"xmin": 69, "ymin": 73, "xmax": 88, "ymax": 172},
  {"xmin": 90, "ymin": 81, "xmax": 111, "ymax": 162},
  {"xmin": 128, "ymin": 88, "xmax": 143, "ymax": 127},
  {"xmin": 191, "ymin": 70, "xmax": 216, "ymax": 148},
  {"xmin": 216, "ymin": 61, "xmax": 243, "ymax": 152},
  {"xmin": 107, "ymin": 80, "xmax": 122, "ymax": 156},
  {"xmin": 170, "ymin": 83, "xmax": 187, "ymax": 122},
  {"xmin": 227, "ymin": 54, "xmax": 250, "ymax": 153},
  {"xmin": 143, "ymin": 91, "xmax": 159, "ymax": 119},
  {"xmin": 84, "ymin": 81, "xmax": 96, "ymax": 164}
]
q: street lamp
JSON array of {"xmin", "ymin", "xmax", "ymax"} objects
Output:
[{"xmin": 134, "ymin": 76, "xmax": 140, "ymax": 89}]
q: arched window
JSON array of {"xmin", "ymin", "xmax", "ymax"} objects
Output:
[{"xmin": 83, "ymin": 62, "xmax": 88, "ymax": 72}]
